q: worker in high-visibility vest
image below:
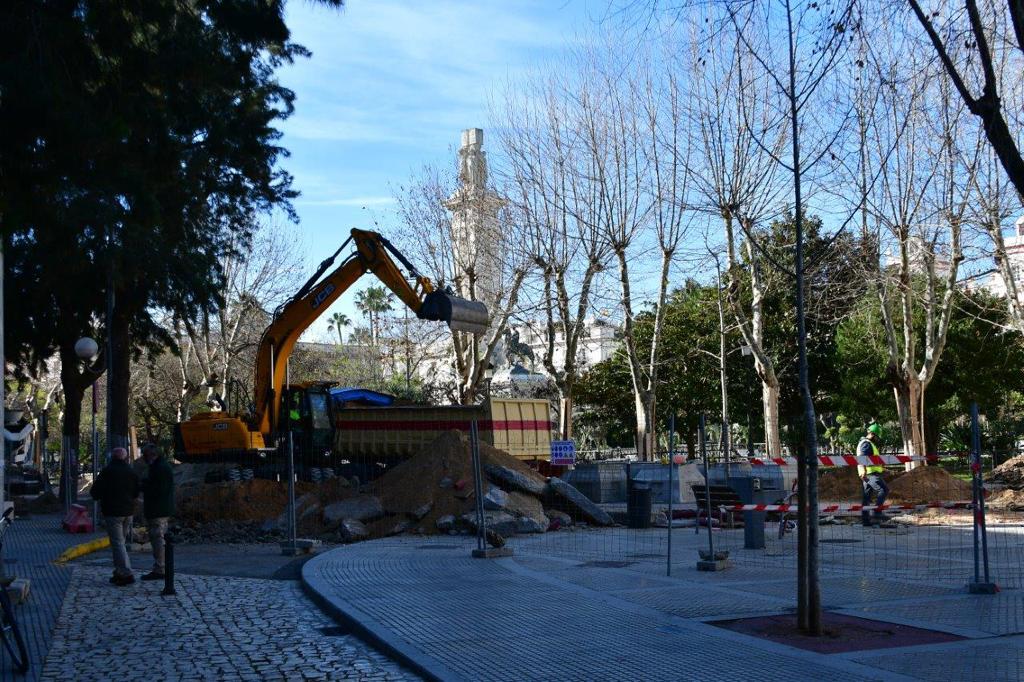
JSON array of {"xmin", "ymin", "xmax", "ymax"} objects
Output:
[{"xmin": 857, "ymin": 423, "xmax": 889, "ymax": 527}]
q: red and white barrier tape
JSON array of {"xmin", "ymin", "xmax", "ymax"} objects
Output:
[
  {"xmin": 719, "ymin": 501, "xmax": 973, "ymax": 513},
  {"xmin": 748, "ymin": 454, "xmax": 937, "ymax": 467}
]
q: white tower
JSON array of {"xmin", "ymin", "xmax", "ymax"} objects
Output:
[{"xmin": 444, "ymin": 129, "xmax": 506, "ymax": 311}]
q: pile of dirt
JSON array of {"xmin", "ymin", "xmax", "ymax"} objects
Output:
[
  {"xmin": 814, "ymin": 466, "xmax": 971, "ymax": 504},
  {"xmin": 173, "ymin": 431, "xmax": 599, "ymax": 545},
  {"xmin": 367, "ymin": 430, "xmax": 551, "ymax": 537},
  {"xmin": 177, "ymin": 479, "xmax": 317, "ymax": 523},
  {"xmin": 887, "ymin": 466, "xmax": 973, "ymax": 504},
  {"xmin": 986, "ymin": 488, "xmax": 1024, "ymax": 511},
  {"xmin": 986, "ymin": 455, "xmax": 1024, "ymax": 489},
  {"xmin": 817, "ymin": 467, "xmax": 863, "ymax": 502}
]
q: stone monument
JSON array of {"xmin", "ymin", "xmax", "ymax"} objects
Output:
[
  {"xmin": 444, "ymin": 129, "xmax": 507, "ymax": 364},
  {"xmin": 444, "ymin": 129, "xmax": 505, "ymax": 308}
]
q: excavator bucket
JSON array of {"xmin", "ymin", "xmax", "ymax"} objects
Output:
[{"xmin": 418, "ymin": 290, "xmax": 489, "ymax": 335}]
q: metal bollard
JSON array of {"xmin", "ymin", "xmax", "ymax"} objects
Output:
[{"xmin": 161, "ymin": 531, "xmax": 176, "ymax": 596}]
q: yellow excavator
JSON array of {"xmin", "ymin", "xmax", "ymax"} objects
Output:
[{"xmin": 174, "ymin": 228, "xmax": 488, "ymax": 463}]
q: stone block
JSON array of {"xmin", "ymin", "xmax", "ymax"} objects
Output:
[
  {"xmin": 323, "ymin": 496, "xmax": 383, "ymax": 524},
  {"xmin": 337, "ymin": 519, "xmax": 369, "ymax": 543},
  {"xmin": 460, "ymin": 511, "xmax": 518, "ymax": 538},
  {"xmin": 485, "ymin": 463, "xmax": 546, "ymax": 496},
  {"xmin": 483, "ymin": 487, "xmax": 509, "ymax": 511},
  {"xmin": 545, "ymin": 478, "xmax": 613, "ymax": 526}
]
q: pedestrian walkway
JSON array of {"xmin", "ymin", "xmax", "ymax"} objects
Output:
[
  {"xmin": 41, "ymin": 566, "xmax": 418, "ymax": 681},
  {"xmin": 302, "ymin": 535, "xmax": 1024, "ymax": 682},
  {"xmin": 0, "ymin": 511, "xmax": 102, "ymax": 682}
]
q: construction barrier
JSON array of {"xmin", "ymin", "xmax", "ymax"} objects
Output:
[
  {"xmin": 748, "ymin": 454, "xmax": 937, "ymax": 467},
  {"xmin": 719, "ymin": 501, "xmax": 974, "ymax": 513}
]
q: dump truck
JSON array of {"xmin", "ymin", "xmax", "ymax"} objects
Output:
[
  {"xmin": 272, "ymin": 389, "xmax": 553, "ymax": 482},
  {"xmin": 333, "ymin": 398, "xmax": 553, "ymax": 462}
]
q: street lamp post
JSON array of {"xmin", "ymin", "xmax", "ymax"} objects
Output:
[{"xmin": 75, "ymin": 337, "xmax": 99, "ymax": 522}]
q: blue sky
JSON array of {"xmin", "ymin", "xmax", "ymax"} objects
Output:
[{"xmin": 278, "ymin": 0, "xmax": 604, "ymax": 340}]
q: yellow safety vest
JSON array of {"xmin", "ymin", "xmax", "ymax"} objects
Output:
[{"xmin": 856, "ymin": 438, "xmax": 884, "ymax": 476}]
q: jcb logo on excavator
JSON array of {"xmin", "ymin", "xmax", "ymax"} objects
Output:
[{"xmin": 311, "ymin": 283, "xmax": 336, "ymax": 310}]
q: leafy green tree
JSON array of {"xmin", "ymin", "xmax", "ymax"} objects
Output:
[
  {"xmin": 2, "ymin": 1, "xmax": 340, "ymax": 449},
  {"xmin": 835, "ymin": 287, "xmax": 1024, "ymax": 454},
  {"xmin": 577, "ymin": 282, "xmax": 759, "ymax": 456}
]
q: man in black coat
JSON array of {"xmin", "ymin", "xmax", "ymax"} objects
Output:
[
  {"xmin": 90, "ymin": 447, "xmax": 140, "ymax": 586},
  {"xmin": 140, "ymin": 443, "xmax": 174, "ymax": 580}
]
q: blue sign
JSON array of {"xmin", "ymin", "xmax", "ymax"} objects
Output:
[{"xmin": 551, "ymin": 440, "xmax": 576, "ymax": 466}]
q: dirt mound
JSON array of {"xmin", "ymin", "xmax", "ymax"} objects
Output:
[
  {"xmin": 887, "ymin": 466, "xmax": 972, "ymax": 504},
  {"xmin": 177, "ymin": 479, "xmax": 318, "ymax": 523},
  {"xmin": 817, "ymin": 468, "xmax": 863, "ymax": 502},
  {"xmin": 986, "ymin": 455, "xmax": 1024, "ymax": 489},
  {"xmin": 814, "ymin": 466, "xmax": 970, "ymax": 504},
  {"xmin": 368, "ymin": 430, "xmax": 549, "ymax": 536},
  {"xmin": 817, "ymin": 468, "xmax": 900, "ymax": 502},
  {"xmin": 988, "ymin": 488, "xmax": 1024, "ymax": 511}
]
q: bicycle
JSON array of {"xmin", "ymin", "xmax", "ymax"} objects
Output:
[
  {"xmin": 777, "ymin": 480, "xmax": 799, "ymax": 540},
  {"xmin": 0, "ymin": 507, "xmax": 28, "ymax": 674}
]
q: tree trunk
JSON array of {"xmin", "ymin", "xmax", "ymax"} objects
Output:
[
  {"xmin": 108, "ymin": 305, "xmax": 132, "ymax": 450},
  {"xmin": 59, "ymin": 345, "xmax": 88, "ymax": 506},
  {"xmin": 762, "ymin": 380, "xmax": 783, "ymax": 457},
  {"xmin": 892, "ymin": 377, "xmax": 926, "ymax": 466},
  {"xmin": 685, "ymin": 426, "xmax": 696, "ymax": 461},
  {"xmin": 635, "ymin": 392, "xmax": 656, "ymax": 461},
  {"xmin": 559, "ymin": 396, "xmax": 573, "ymax": 440}
]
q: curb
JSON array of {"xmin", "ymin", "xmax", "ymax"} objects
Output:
[
  {"xmin": 300, "ymin": 550, "xmax": 463, "ymax": 682},
  {"xmin": 54, "ymin": 536, "xmax": 109, "ymax": 564}
]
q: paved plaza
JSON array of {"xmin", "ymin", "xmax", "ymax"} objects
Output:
[
  {"xmin": 7, "ymin": 510, "xmax": 1024, "ymax": 681},
  {"xmin": 303, "ymin": 524, "xmax": 1024, "ymax": 682},
  {"xmin": 40, "ymin": 566, "xmax": 417, "ymax": 681},
  {"xmin": 0, "ymin": 512, "xmax": 417, "ymax": 681}
]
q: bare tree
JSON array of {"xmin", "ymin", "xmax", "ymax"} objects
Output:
[
  {"xmin": 906, "ymin": 0, "xmax": 1024, "ymax": 198},
  {"xmin": 864, "ymin": 58, "xmax": 974, "ymax": 460},
  {"xmin": 139, "ymin": 218, "xmax": 304, "ymax": 426},
  {"xmin": 495, "ymin": 68, "xmax": 613, "ymax": 437},
  {"xmin": 687, "ymin": 22, "xmax": 789, "ymax": 457},
  {"xmin": 393, "ymin": 159, "xmax": 529, "ymax": 405}
]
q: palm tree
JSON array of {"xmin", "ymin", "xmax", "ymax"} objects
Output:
[
  {"xmin": 354, "ymin": 285, "xmax": 393, "ymax": 345},
  {"xmin": 326, "ymin": 312, "xmax": 350, "ymax": 345}
]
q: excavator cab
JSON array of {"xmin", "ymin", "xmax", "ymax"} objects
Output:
[{"xmin": 281, "ymin": 383, "xmax": 335, "ymax": 463}]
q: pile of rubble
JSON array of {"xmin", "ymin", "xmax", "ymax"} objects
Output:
[
  {"xmin": 171, "ymin": 431, "xmax": 612, "ymax": 546},
  {"xmin": 324, "ymin": 430, "xmax": 612, "ymax": 544},
  {"xmin": 986, "ymin": 455, "xmax": 1024, "ymax": 511}
]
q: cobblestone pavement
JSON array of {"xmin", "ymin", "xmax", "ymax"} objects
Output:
[
  {"xmin": 41, "ymin": 566, "xmax": 419, "ymax": 681},
  {"xmin": 0, "ymin": 512, "xmax": 103, "ymax": 682},
  {"xmin": 304, "ymin": 533, "xmax": 1024, "ymax": 682}
]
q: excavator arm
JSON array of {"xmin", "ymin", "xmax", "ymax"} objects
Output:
[{"xmin": 250, "ymin": 228, "xmax": 488, "ymax": 439}]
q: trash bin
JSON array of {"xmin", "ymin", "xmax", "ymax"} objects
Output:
[{"xmin": 627, "ymin": 483, "xmax": 652, "ymax": 529}]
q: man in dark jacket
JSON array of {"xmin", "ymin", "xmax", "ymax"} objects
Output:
[
  {"xmin": 140, "ymin": 443, "xmax": 174, "ymax": 581},
  {"xmin": 90, "ymin": 447, "xmax": 140, "ymax": 586}
]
